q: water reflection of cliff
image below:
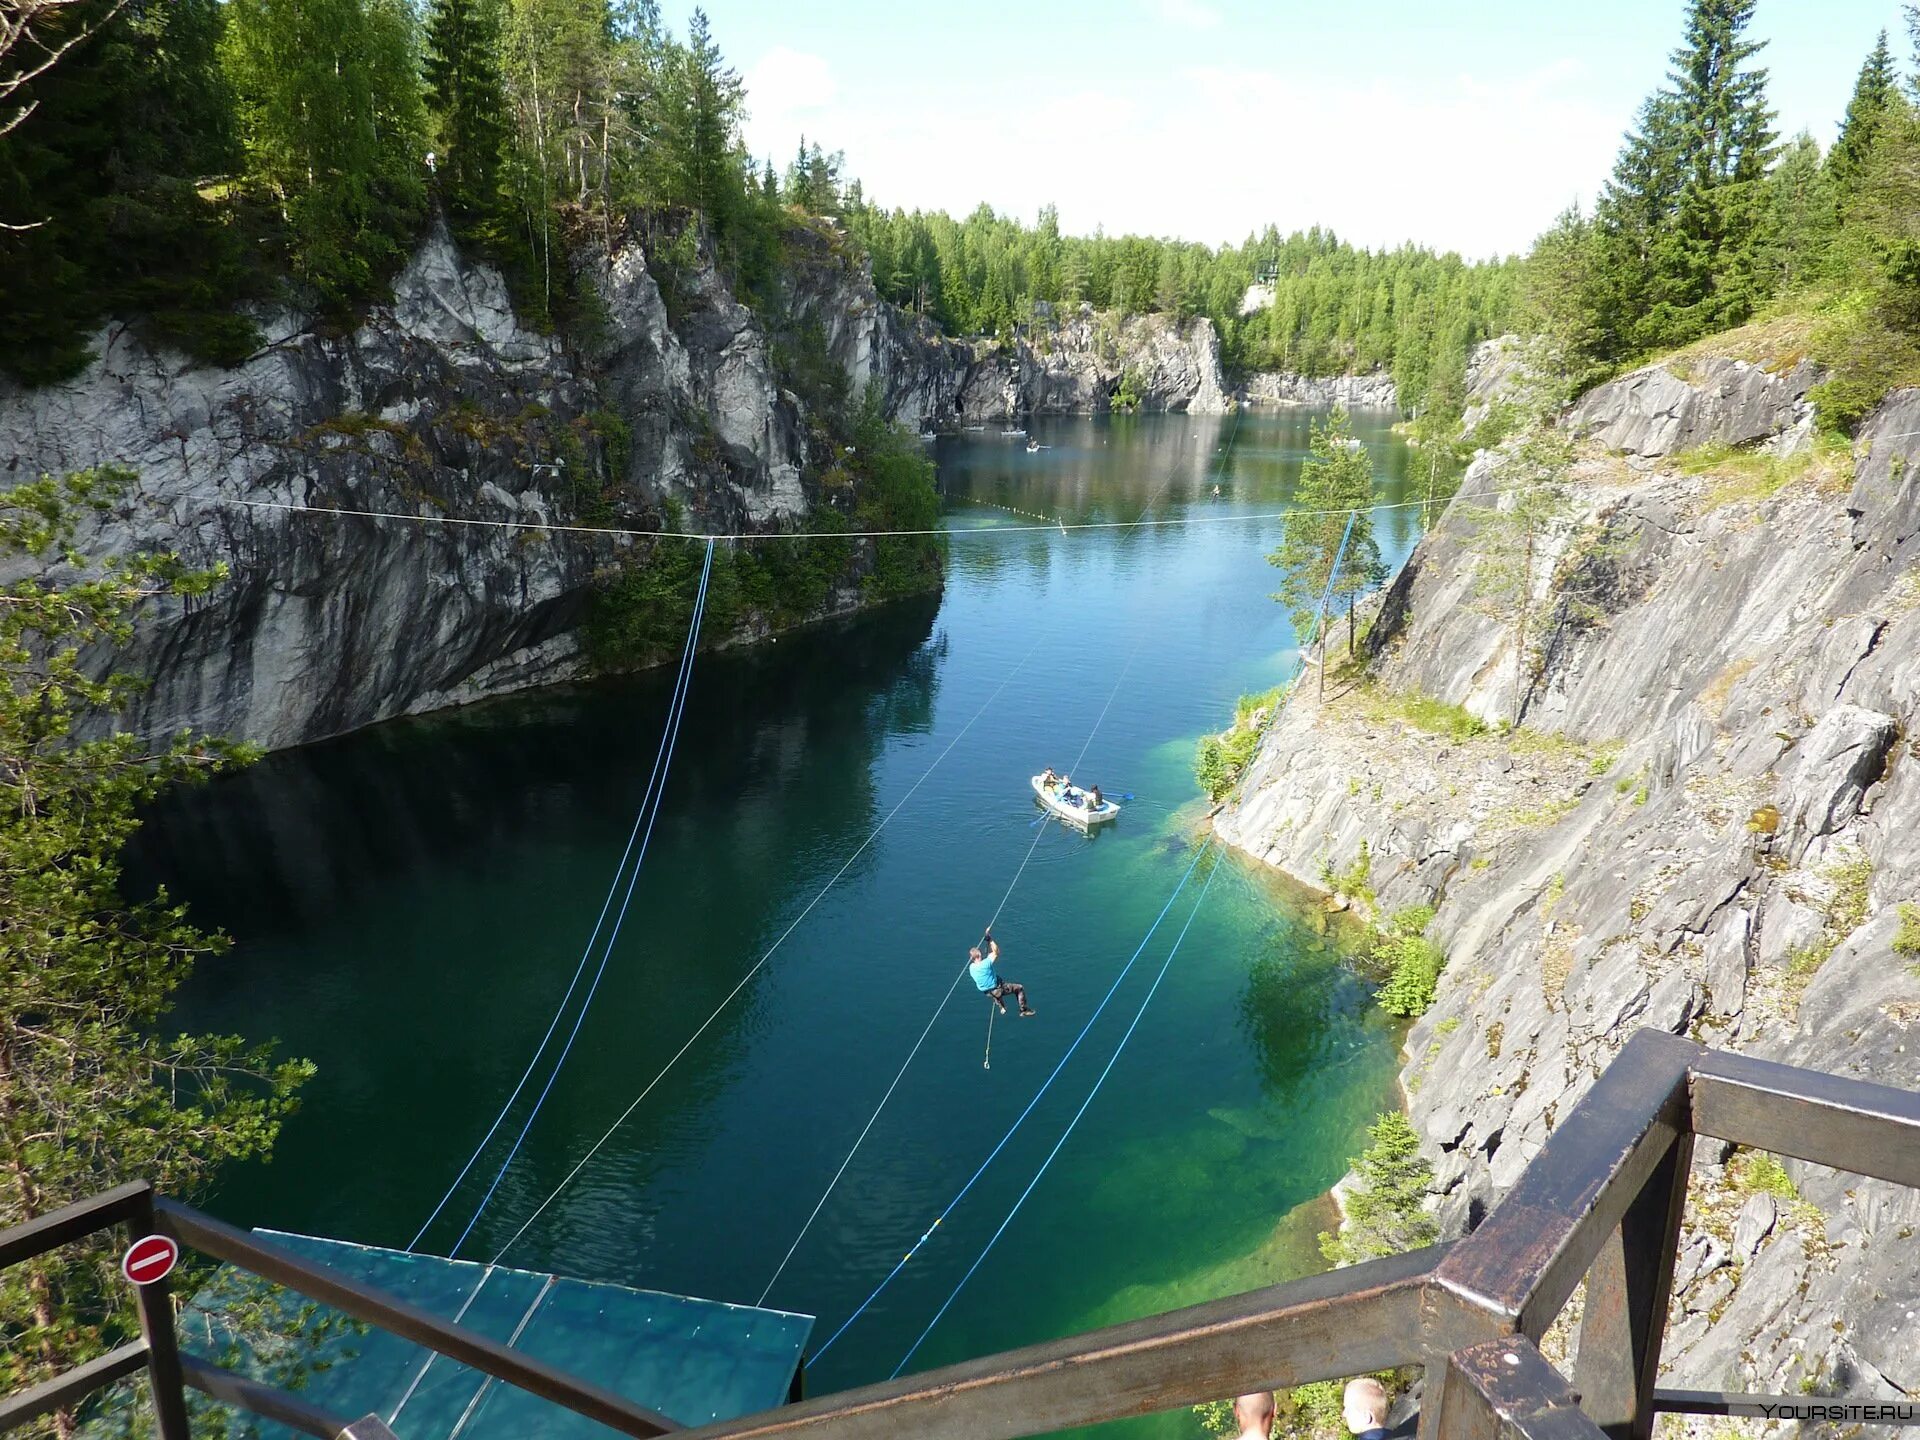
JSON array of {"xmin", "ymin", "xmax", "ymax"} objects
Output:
[
  {"xmin": 128, "ymin": 595, "xmax": 942, "ymax": 936},
  {"xmin": 941, "ymin": 409, "xmax": 1418, "ymax": 591}
]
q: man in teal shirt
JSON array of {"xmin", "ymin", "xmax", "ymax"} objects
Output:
[{"xmin": 968, "ymin": 932, "xmax": 1034, "ymax": 1017}]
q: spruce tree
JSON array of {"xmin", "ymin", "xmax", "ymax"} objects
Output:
[
  {"xmin": 0, "ymin": 0, "xmax": 257, "ymax": 382},
  {"xmin": 222, "ymin": 0, "xmax": 426, "ymax": 309},
  {"xmin": 673, "ymin": 8, "xmax": 744, "ymax": 237},
  {"xmin": 1762, "ymin": 131, "xmax": 1836, "ymax": 292},
  {"xmin": 1645, "ymin": 0, "xmax": 1778, "ymax": 345},
  {"xmin": 424, "ymin": 0, "xmax": 511, "ymax": 237},
  {"xmin": 1830, "ymin": 30, "xmax": 1897, "ymax": 197}
]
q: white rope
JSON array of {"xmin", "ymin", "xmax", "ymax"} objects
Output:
[
  {"xmin": 213, "ymin": 488, "xmax": 1465, "ymax": 545},
  {"xmin": 481, "ymin": 632, "xmax": 1046, "ymax": 1268},
  {"xmin": 754, "ymin": 406, "xmax": 1242, "ymax": 1304}
]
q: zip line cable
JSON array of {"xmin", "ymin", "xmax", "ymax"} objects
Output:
[
  {"xmin": 218, "ymin": 480, "xmax": 1475, "ymax": 547},
  {"xmin": 806, "ymin": 838, "xmax": 1212, "ymax": 1366},
  {"xmin": 815, "ymin": 499, "xmax": 1357, "ymax": 1370},
  {"xmin": 481, "ymin": 630, "xmax": 1051, "ymax": 1269},
  {"xmin": 754, "ymin": 408, "xmax": 1248, "ymax": 1303},
  {"xmin": 892, "ymin": 852, "xmax": 1223, "ymax": 1377},
  {"xmin": 444, "ymin": 539, "xmax": 717, "ymax": 1259},
  {"xmin": 406, "ymin": 537, "xmax": 716, "ymax": 1254},
  {"xmin": 907, "ymin": 524, "xmax": 1364, "ymax": 1365}
]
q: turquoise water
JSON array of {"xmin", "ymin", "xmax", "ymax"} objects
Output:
[{"xmin": 132, "ymin": 409, "xmax": 1422, "ymax": 1434}]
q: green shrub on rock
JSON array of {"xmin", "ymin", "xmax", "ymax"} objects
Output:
[{"xmin": 1374, "ymin": 905, "xmax": 1446, "ymax": 1018}]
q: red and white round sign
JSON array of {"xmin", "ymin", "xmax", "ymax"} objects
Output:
[{"xmin": 122, "ymin": 1234, "xmax": 179, "ymax": 1287}]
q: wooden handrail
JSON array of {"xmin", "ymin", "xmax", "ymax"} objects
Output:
[
  {"xmin": 156, "ymin": 1199, "xmax": 682, "ymax": 1437},
  {"xmin": 3, "ymin": 1032, "xmax": 1918, "ymax": 1440}
]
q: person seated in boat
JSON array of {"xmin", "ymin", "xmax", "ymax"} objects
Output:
[
  {"xmin": 969, "ymin": 933, "xmax": 1034, "ymax": 1017},
  {"xmin": 1041, "ymin": 766, "xmax": 1060, "ymax": 789},
  {"xmin": 1087, "ymin": 784, "xmax": 1104, "ymax": 810}
]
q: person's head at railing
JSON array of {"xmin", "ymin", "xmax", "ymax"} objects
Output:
[
  {"xmin": 1342, "ymin": 1377, "xmax": 1391, "ymax": 1438},
  {"xmin": 1231, "ymin": 1390, "xmax": 1275, "ymax": 1439}
]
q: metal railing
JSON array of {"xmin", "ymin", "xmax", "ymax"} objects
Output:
[{"xmin": 3, "ymin": 1029, "xmax": 1916, "ymax": 1440}]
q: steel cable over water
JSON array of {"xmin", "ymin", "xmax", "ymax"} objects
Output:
[
  {"xmin": 407, "ymin": 538, "xmax": 717, "ymax": 1256},
  {"xmin": 892, "ymin": 850, "xmax": 1223, "ymax": 1376},
  {"xmin": 812, "ymin": 500, "xmax": 1362, "ymax": 1370},
  {"xmin": 756, "ymin": 407, "xmax": 1246, "ymax": 1305},
  {"xmin": 481, "ymin": 630, "xmax": 1053, "ymax": 1268},
  {"xmin": 224, "ymin": 465, "xmax": 1518, "ymax": 547},
  {"xmin": 806, "ymin": 838, "xmax": 1213, "ymax": 1366}
]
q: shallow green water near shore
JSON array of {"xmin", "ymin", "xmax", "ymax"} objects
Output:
[{"xmin": 133, "ymin": 408, "xmax": 1423, "ymax": 1435}]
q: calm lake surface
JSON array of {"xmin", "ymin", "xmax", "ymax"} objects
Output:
[{"xmin": 132, "ymin": 408, "xmax": 1428, "ymax": 1435}]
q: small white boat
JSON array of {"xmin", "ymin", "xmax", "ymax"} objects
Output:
[{"xmin": 1031, "ymin": 775, "xmax": 1121, "ymax": 826}]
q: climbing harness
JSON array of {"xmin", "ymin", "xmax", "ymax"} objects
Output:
[
  {"xmin": 481, "ymin": 630, "xmax": 1050, "ymax": 1269},
  {"xmin": 892, "ymin": 853, "xmax": 1222, "ymax": 1376}
]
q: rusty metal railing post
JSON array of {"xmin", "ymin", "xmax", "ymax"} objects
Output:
[
  {"xmin": 1573, "ymin": 1128, "xmax": 1692, "ymax": 1440},
  {"xmin": 1437, "ymin": 1337, "xmax": 1610, "ymax": 1440},
  {"xmin": 128, "ymin": 1185, "xmax": 193, "ymax": 1440}
]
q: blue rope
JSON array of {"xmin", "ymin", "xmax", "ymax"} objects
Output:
[
  {"xmin": 440, "ymin": 538, "xmax": 717, "ymax": 1259},
  {"xmin": 482, "ymin": 627, "xmax": 1051, "ymax": 1268},
  {"xmin": 807, "ymin": 837, "xmax": 1212, "ymax": 1366},
  {"xmin": 407, "ymin": 537, "xmax": 717, "ymax": 1252},
  {"xmin": 892, "ymin": 850, "xmax": 1221, "ymax": 1376},
  {"xmin": 756, "ymin": 411, "xmax": 1250, "ymax": 1306}
]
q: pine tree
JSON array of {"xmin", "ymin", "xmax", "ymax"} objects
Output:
[
  {"xmin": 1267, "ymin": 409, "xmax": 1385, "ymax": 697},
  {"xmin": 1465, "ymin": 381, "xmax": 1577, "ymax": 724},
  {"xmin": 424, "ymin": 0, "xmax": 511, "ymax": 237},
  {"xmin": 1831, "ymin": 30, "xmax": 1897, "ymax": 198},
  {"xmin": 0, "ymin": 471, "xmax": 311, "ymax": 1435}
]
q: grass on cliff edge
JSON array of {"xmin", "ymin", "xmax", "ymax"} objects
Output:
[
  {"xmin": 1677, "ymin": 431, "xmax": 1854, "ymax": 511},
  {"xmin": 1194, "ymin": 686, "xmax": 1283, "ymax": 801},
  {"xmin": 1649, "ymin": 290, "xmax": 1920, "ymax": 436},
  {"xmin": 1349, "ymin": 682, "xmax": 1491, "ymax": 743}
]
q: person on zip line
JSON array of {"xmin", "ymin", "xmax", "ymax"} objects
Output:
[{"xmin": 969, "ymin": 931, "xmax": 1034, "ymax": 1017}]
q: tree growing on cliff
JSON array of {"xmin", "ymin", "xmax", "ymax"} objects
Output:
[
  {"xmin": 1268, "ymin": 409, "xmax": 1385, "ymax": 697},
  {"xmin": 0, "ymin": 470, "xmax": 311, "ymax": 1436},
  {"xmin": 0, "ymin": 0, "xmax": 259, "ymax": 382},
  {"xmin": 221, "ymin": 0, "xmax": 427, "ymax": 309},
  {"xmin": 1463, "ymin": 405, "xmax": 1577, "ymax": 724},
  {"xmin": 1320, "ymin": 1112, "xmax": 1436, "ymax": 1265},
  {"xmin": 1830, "ymin": 30, "xmax": 1898, "ymax": 201},
  {"xmin": 1556, "ymin": 0, "xmax": 1777, "ymax": 364},
  {"xmin": 424, "ymin": 0, "xmax": 512, "ymax": 239}
]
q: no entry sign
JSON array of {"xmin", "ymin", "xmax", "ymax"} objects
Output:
[{"xmin": 122, "ymin": 1234, "xmax": 179, "ymax": 1287}]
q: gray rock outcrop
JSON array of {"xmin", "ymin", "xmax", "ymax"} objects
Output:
[
  {"xmin": 0, "ymin": 216, "xmax": 1248, "ymax": 752},
  {"xmin": 0, "ymin": 219, "xmax": 947, "ymax": 750},
  {"xmin": 1241, "ymin": 369, "xmax": 1398, "ymax": 411},
  {"xmin": 1568, "ymin": 355, "xmax": 1823, "ymax": 456},
  {"xmin": 1214, "ymin": 357, "xmax": 1920, "ymax": 1416},
  {"xmin": 953, "ymin": 304, "xmax": 1232, "ymax": 420}
]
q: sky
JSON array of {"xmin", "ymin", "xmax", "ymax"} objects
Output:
[{"xmin": 687, "ymin": 0, "xmax": 1908, "ymax": 259}]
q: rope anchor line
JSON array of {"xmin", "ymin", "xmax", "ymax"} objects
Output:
[{"xmin": 408, "ymin": 537, "xmax": 717, "ymax": 1259}]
